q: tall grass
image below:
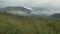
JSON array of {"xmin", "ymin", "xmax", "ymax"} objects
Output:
[{"xmin": 0, "ymin": 13, "xmax": 60, "ymax": 34}]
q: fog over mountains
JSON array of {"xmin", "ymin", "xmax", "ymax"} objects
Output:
[
  {"xmin": 0, "ymin": 6, "xmax": 31, "ymax": 16},
  {"xmin": 0, "ymin": 6, "xmax": 60, "ymax": 18},
  {"xmin": 0, "ymin": 6, "xmax": 51, "ymax": 18},
  {"xmin": 0, "ymin": 0, "xmax": 60, "ymax": 17}
]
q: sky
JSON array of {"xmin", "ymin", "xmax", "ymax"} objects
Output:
[
  {"xmin": 0, "ymin": 0, "xmax": 60, "ymax": 8},
  {"xmin": 0, "ymin": 0, "xmax": 60, "ymax": 15}
]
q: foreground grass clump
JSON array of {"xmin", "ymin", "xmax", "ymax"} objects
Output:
[{"xmin": 0, "ymin": 13, "xmax": 60, "ymax": 34}]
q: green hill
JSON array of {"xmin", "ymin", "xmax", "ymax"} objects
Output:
[{"xmin": 0, "ymin": 13, "xmax": 60, "ymax": 34}]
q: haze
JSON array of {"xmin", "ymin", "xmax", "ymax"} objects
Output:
[
  {"xmin": 0, "ymin": 0, "xmax": 60, "ymax": 14},
  {"xmin": 0, "ymin": 0, "xmax": 60, "ymax": 7}
]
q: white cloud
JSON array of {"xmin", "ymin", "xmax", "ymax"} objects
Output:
[
  {"xmin": 0, "ymin": 0, "xmax": 60, "ymax": 8},
  {"xmin": 52, "ymin": 0, "xmax": 60, "ymax": 7}
]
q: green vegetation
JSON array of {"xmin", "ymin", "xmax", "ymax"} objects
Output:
[{"xmin": 0, "ymin": 13, "xmax": 60, "ymax": 34}]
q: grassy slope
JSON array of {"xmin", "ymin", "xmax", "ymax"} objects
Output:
[{"xmin": 0, "ymin": 13, "xmax": 60, "ymax": 34}]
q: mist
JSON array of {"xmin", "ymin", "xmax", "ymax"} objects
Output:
[
  {"xmin": 0, "ymin": 0, "xmax": 60, "ymax": 15},
  {"xmin": 0, "ymin": 0, "xmax": 60, "ymax": 7}
]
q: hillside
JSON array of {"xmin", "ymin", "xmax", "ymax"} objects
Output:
[
  {"xmin": 0, "ymin": 6, "xmax": 32, "ymax": 12},
  {"xmin": 0, "ymin": 13, "xmax": 60, "ymax": 34},
  {"xmin": 51, "ymin": 13, "xmax": 60, "ymax": 19},
  {"xmin": 0, "ymin": 6, "xmax": 49, "ymax": 18}
]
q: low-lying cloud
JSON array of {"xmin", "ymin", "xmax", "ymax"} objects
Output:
[{"xmin": 0, "ymin": 0, "xmax": 60, "ymax": 8}]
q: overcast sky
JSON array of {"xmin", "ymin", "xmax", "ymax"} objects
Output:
[
  {"xmin": 0, "ymin": 0, "xmax": 60, "ymax": 8},
  {"xmin": 0, "ymin": 0, "xmax": 60, "ymax": 14}
]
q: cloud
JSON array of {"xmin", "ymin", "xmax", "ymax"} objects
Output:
[
  {"xmin": 0, "ymin": 0, "xmax": 60, "ymax": 14},
  {"xmin": 0, "ymin": 0, "xmax": 60, "ymax": 8}
]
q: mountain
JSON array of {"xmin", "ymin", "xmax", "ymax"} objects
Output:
[
  {"xmin": 0, "ymin": 6, "xmax": 33, "ymax": 16},
  {"xmin": 0, "ymin": 6, "xmax": 49, "ymax": 18},
  {"xmin": 0, "ymin": 6, "xmax": 32, "ymax": 11},
  {"xmin": 32, "ymin": 7, "xmax": 46, "ymax": 11},
  {"xmin": 50, "ymin": 13, "xmax": 60, "ymax": 19}
]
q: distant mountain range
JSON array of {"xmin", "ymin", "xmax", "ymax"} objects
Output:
[
  {"xmin": 0, "ymin": 6, "xmax": 48, "ymax": 17},
  {"xmin": 0, "ymin": 6, "xmax": 60, "ymax": 19},
  {"xmin": 0, "ymin": 6, "xmax": 32, "ymax": 12},
  {"xmin": 0, "ymin": 6, "xmax": 33, "ymax": 16}
]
